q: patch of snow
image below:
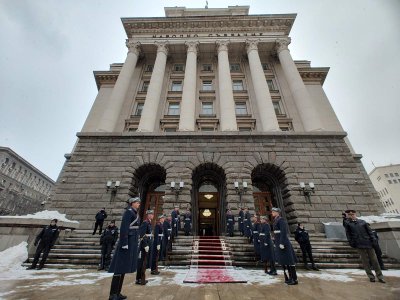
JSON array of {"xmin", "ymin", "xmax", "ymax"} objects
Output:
[
  {"xmin": 301, "ymin": 271, "xmax": 354, "ymax": 282},
  {"xmin": 0, "ymin": 210, "xmax": 79, "ymax": 223},
  {"xmin": 0, "ymin": 242, "xmax": 28, "ymax": 270}
]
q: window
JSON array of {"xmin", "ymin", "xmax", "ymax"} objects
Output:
[
  {"xmin": 164, "ymin": 127, "xmax": 177, "ymax": 132},
  {"xmin": 267, "ymin": 80, "xmax": 275, "ymax": 90},
  {"xmin": 239, "ymin": 127, "xmax": 252, "ymax": 132},
  {"xmin": 232, "ymin": 80, "xmax": 244, "ymax": 91},
  {"xmin": 390, "ymin": 173, "xmax": 394, "ymax": 177},
  {"xmin": 203, "ymin": 64, "xmax": 212, "ymax": 71},
  {"xmin": 262, "ymin": 63, "xmax": 270, "ymax": 71},
  {"xmin": 201, "ymin": 102, "xmax": 214, "ymax": 115},
  {"xmin": 171, "ymin": 81, "xmax": 183, "ymax": 92},
  {"xmin": 385, "ymin": 174, "xmax": 389, "ymax": 178},
  {"xmin": 230, "ymin": 64, "xmax": 240, "ymax": 72},
  {"xmin": 201, "ymin": 127, "xmax": 214, "ymax": 132},
  {"xmin": 202, "ymin": 80, "xmax": 213, "ymax": 91},
  {"xmin": 388, "ymin": 180, "xmax": 392, "ymax": 184},
  {"xmin": 146, "ymin": 65, "xmax": 154, "ymax": 72},
  {"xmin": 395, "ymin": 173, "xmax": 399, "ymax": 176},
  {"xmin": 394, "ymin": 179, "xmax": 398, "ymax": 183},
  {"xmin": 173, "ymin": 64, "xmax": 184, "ymax": 72},
  {"xmin": 235, "ymin": 102, "xmax": 248, "ymax": 115},
  {"xmin": 385, "ymin": 188, "xmax": 388, "ymax": 193},
  {"xmin": 273, "ymin": 102, "xmax": 282, "ymax": 115},
  {"xmin": 134, "ymin": 103, "xmax": 144, "ymax": 116},
  {"xmin": 142, "ymin": 81, "xmax": 149, "ymax": 92},
  {"xmin": 168, "ymin": 102, "xmax": 180, "ymax": 115}
]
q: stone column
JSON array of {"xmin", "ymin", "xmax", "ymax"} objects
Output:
[
  {"xmin": 179, "ymin": 41, "xmax": 199, "ymax": 131},
  {"xmin": 246, "ymin": 40, "xmax": 280, "ymax": 131},
  {"xmin": 137, "ymin": 42, "xmax": 169, "ymax": 132},
  {"xmin": 99, "ymin": 40, "xmax": 140, "ymax": 132},
  {"xmin": 216, "ymin": 40, "xmax": 238, "ymax": 131},
  {"xmin": 276, "ymin": 38, "xmax": 323, "ymax": 131}
]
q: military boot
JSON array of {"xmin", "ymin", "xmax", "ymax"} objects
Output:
[{"xmin": 109, "ymin": 274, "xmax": 121, "ymax": 300}]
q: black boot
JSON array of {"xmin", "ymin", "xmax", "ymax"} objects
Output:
[
  {"xmin": 283, "ymin": 266, "xmax": 289, "ymax": 283},
  {"xmin": 311, "ymin": 263, "xmax": 319, "ymax": 271},
  {"xmin": 117, "ymin": 274, "xmax": 127, "ymax": 299},
  {"xmin": 109, "ymin": 274, "xmax": 121, "ymax": 300},
  {"xmin": 286, "ymin": 266, "xmax": 298, "ymax": 285},
  {"xmin": 268, "ymin": 263, "xmax": 278, "ymax": 276}
]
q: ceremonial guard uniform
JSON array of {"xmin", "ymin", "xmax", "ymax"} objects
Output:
[
  {"xmin": 27, "ymin": 219, "xmax": 60, "ymax": 270},
  {"xmin": 252, "ymin": 216, "xmax": 261, "ymax": 261},
  {"xmin": 259, "ymin": 216, "xmax": 277, "ymax": 275},
  {"xmin": 272, "ymin": 207, "xmax": 298, "ymax": 285},
  {"xmin": 295, "ymin": 223, "xmax": 319, "ymax": 270},
  {"xmin": 108, "ymin": 197, "xmax": 141, "ymax": 300},
  {"xmin": 171, "ymin": 206, "xmax": 180, "ymax": 238},
  {"xmin": 162, "ymin": 215, "xmax": 172, "ymax": 261},
  {"xmin": 151, "ymin": 215, "xmax": 164, "ymax": 275},
  {"xmin": 226, "ymin": 209, "xmax": 235, "ymax": 237},
  {"xmin": 243, "ymin": 208, "xmax": 252, "ymax": 243},
  {"xmin": 98, "ymin": 221, "xmax": 119, "ymax": 271},
  {"xmin": 183, "ymin": 209, "xmax": 192, "ymax": 236},
  {"xmin": 136, "ymin": 210, "xmax": 154, "ymax": 285},
  {"xmin": 238, "ymin": 208, "xmax": 244, "ymax": 236}
]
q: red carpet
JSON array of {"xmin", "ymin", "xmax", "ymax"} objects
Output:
[{"xmin": 183, "ymin": 236, "xmax": 247, "ymax": 283}]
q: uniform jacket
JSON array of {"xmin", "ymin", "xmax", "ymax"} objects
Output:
[
  {"xmin": 139, "ymin": 219, "xmax": 153, "ymax": 249},
  {"xmin": 95, "ymin": 210, "xmax": 108, "ymax": 222},
  {"xmin": 100, "ymin": 225, "xmax": 119, "ymax": 245},
  {"xmin": 226, "ymin": 213, "xmax": 235, "ymax": 225},
  {"xmin": 35, "ymin": 225, "xmax": 60, "ymax": 246},
  {"xmin": 259, "ymin": 223, "xmax": 274, "ymax": 262},
  {"xmin": 153, "ymin": 222, "xmax": 163, "ymax": 247},
  {"xmin": 273, "ymin": 216, "xmax": 297, "ymax": 265},
  {"xmin": 163, "ymin": 219, "xmax": 172, "ymax": 239},
  {"xmin": 343, "ymin": 218, "xmax": 376, "ymax": 249},
  {"xmin": 294, "ymin": 227, "xmax": 310, "ymax": 244},
  {"xmin": 171, "ymin": 210, "xmax": 180, "ymax": 229},
  {"xmin": 244, "ymin": 211, "xmax": 252, "ymax": 237}
]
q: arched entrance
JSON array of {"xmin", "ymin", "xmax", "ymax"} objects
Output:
[
  {"xmin": 192, "ymin": 163, "xmax": 227, "ymax": 236},
  {"xmin": 132, "ymin": 163, "xmax": 166, "ymax": 225},
  {"xmin": 251, "ymin": 163, "xmax": 289, "ymax": 222}
]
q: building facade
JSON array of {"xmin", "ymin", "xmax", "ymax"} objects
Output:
[
  {"xmin": 49, "ymin": 6, "xmax": 381, "ymax": 233},
  {"xmin": 369, "ymin": 164, "xmax": 400, "ymax": 214},
  {"xmin": 0, "ymin": 147, "xmax": 55, "ymax": 215}
]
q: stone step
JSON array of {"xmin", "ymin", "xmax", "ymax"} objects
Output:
[{"xmin": 51, "ymin": 248, "xmax": 101, "ymax": 254}]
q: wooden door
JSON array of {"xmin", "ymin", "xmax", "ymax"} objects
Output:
[
  {"xmin": 145, "ymin": 192, "xmax": 164, "ymax": 226},
  {"xmin": 253, "ymin": 192, "xmax": 273, "ymax": 221}
]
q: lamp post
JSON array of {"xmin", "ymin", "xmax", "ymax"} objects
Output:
[
  {"xmin": 171, "ymin": 181, "xmax": 184, "ymax": 202},
  {"xmin": 106, "ymin": 180, "xmax": 120, "ymax": 203},
  {"xmin": 299, "ymin": 182, "xmax": 315, "ymax": 204},
  {"xmin": 234, "ymin": 181, "xmax": 248, "ymax": 207}
]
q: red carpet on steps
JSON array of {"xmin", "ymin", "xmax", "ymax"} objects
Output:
[{"xmin": 183, "ymin": 236, "xmax": 247, "ymax": 283}]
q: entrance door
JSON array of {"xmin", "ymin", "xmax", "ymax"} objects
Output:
[
  {"xmin": 144, "ymin": 192, "xmax": 164, "ymax": 226},
  {"xmin": 253, "ymin": 192, "xmax": 273, "ymax": 221},
  {"xmin": 197, "ymin": 192, "xmax": 219, "ymax": 236}
]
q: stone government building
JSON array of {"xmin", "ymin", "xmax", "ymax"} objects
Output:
[{"xmin": 49, "ymin": 6, "xmax": 381, "ymax": 234}]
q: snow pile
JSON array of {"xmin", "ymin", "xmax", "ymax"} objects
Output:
[
  {"xmin": 301, "ymin": 271, "xmax": 354, "ymax": 282},
  {"xmin": 358, "ymin": 213, "xmax": 400, "ymax": 224},
  {"xmin": 0, "ymin": 210, "xmax": 79, "ymax": 223},
  {"xmin": 0, "ymin": 241, "xmax": 28, "ymax": 271}
]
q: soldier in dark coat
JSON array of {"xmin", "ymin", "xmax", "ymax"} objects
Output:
[
  {"xmin": 226, "ymin": 209, "xmax": 235, "ymax": 237},
  {"xmin": 161, "ymin": 214, "xmax": 172, "ymax": 261},
  {"xmin": 98, "ymin": 220, "xmax": 119, "ymax": 271},
  {"xmin": 135, "ymin": 209, "xmax": 154, "ymax": 285},
  {"xmin": 252, "ymin": 215, "xmax": 261, "ymax": 262},
  {"xmin": 27, "ymin": 218, "xmax": 60, "ymax": 270},
  {"xmin": 183, "ymin": 208, "xmax": 192, "ymax": 236},
  {"xmin": 93, "ymin": 207, "xmax": 107, "ymax": 235},
  {"xmin": 243, "ymin": 207, "xmax": 252, "ymax": 243},
  {"xmin": 108, "ymin": 197, "xmax": 141, "ymax": 300},
  {"xmin": 295, "ymin": 223, "xmax": 319, "ymax": 271},
  {"xmin": 259, "ymin": 216, "xmax": 277, "ymax": 275},
  {"xmin": 272, "ymin": 207, "xmax": 298, "ymax": 285},
  {"xmin": 238, "ymin": 208, "xmax": 244, "ymax": 236},
  {"xmin": 171, "ymin": 206, "xmax": 180, "ymax": 238},
  {"xmin": 151, "ymin": 214, "xmax": 164, "ymax": 275},
  {"xmin": 343, "ymin": 209, "xmax": 385, "ymax": 283}
]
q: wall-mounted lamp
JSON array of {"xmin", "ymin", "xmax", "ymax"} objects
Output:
[
  {"xmin": 106, "ymin": 180, "xmax": 120, "ymax": 202},
  {"xmin": 234, "ymin": 181, "xmax": 248, "ymax": 206},
  {"xmin": 171, "ymin": 181, "xmax": 184, "ymax": 201},
  {"xmin": 299, "ymin": 182, "xmax": 315, "ymax": 204}
]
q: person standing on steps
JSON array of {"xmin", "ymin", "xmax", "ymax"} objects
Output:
[
  {"xmin": 243, "ymin": 207, "xmax": 252, "ymax": 244},
  {"xmin": 238, "ymin": 207, "xmax": 244, "ymax": 236},
  {"xmin": 171, "ymin": 206, "xmax": 180, "ymax": 238},
  {"xmin": 294, "ymin": 223, "xmax": 319, "ymax": 271},
  {"xmin": 93, "ymin": 207, "xmax": 107, "ymax": 235},
  {"xmin": 98, "ymin": 220, "xmax": 119, "ymax": 271},
  {"xmin": 252, "ymin": 214, "xmax": 261, "ymax": 263},
  {"xmin": 135, "ymin": 209, "xmax": 154, "ymax": 285},
  {"xmin": 151, "ymin": 214, "xmax": 164, "ymax": 275},
  {"xmin": 183, "ymin": 208, "xmax": 192, "ymax": 236},
  {"xmin": 226, "ymin": 208, "xmax": 235, "ymax": 237},
  {"xmin": 161, "ymin": 213, "xmax": 172, "ymax": 261},
  {"xmin": 26, "ymin": 218, "xmax": 60, "ymax": 270},
  {"xmin": 272, "ymin": 207, "xmax": 298, "ymax": 285},
  {"xmin": 259, "ymin": 216, "xmax": 277, "ymax": 275},
  {"xmin": 108, "ymin": 197, "xmax": 141, "ymax": 300}
]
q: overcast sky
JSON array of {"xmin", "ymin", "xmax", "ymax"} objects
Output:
[{"xmin": 0, "ymin": 0, "xmax": 399, "ymax": 181}]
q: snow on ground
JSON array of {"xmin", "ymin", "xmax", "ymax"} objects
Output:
[{"xmin": 0, "ymin": 210, "xmax": 79, "ymax": 223}]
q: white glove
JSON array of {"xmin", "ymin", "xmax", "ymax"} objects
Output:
[
  {"xmin": 144, "ymin": 246, "xmax": 150, "ymax": 252},
  {"xmin": 174, "ymin": 224, "xmax": 177, "ymax": 227},
  {"xmin": 279, "ymin": 244, "xmax": 285, "ymax": 249},
  {"xmin": 264, "ymin": 243, "xmax": 268, "ymax": 246},
  {"xmin": 122, "ymin": 245, "xmax": 128, "ymax": 250},
  {"xmin": 168, "ymin": 237, "xmax": 170, "ymax": 240},
  {"xmin": 258, "ymin": 240, "xmax": 260, "ymax": 243}
]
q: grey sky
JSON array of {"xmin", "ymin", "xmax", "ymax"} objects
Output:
[{"xmin": 0, "ymin": 0, "xmax": 399, "ymax": 181}]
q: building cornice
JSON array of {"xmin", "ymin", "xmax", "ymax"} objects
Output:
[
  {"xmin": 93, "ymin": 71, "xmax": 119, "ymax": 90},
  {"xmin": 298, "ymin": 67, "xmax": 329, "ymax": 85}
]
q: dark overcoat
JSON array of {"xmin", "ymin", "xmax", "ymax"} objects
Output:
[
  {"xmin": 183, "ymin": 212, "xmax": 192, "ymax": 234},
  {"xmin": 108, "ymin": 207, "xmax": 140, "ymax": 274},
  {"xmin": 226, "ymin": 213, "xmax": 235, "ymax": 234},
  {"xmin": 252, "ymin": 222, "xmax": 261, "ymax": 255},
  {"xmin": 238, "ymin": 210, "xmax": 244, "ymax": 233},
  {"xmin": 243, "ymin": 211, "xmax": 252, "ymax": 238},
  {"xmin": 259, "ymin": 223, "xmax": 275, "ymax": 262},
  {"xmin": 273, "ymin": 216, "xmax": 297, "ymax": 265},
  {"xmin": 171, "ymin": 210, "xmax": 180, "ymax": 236},
  {"xmin": 343, "ymin": 218, "xmax": 375, "ymax": 249}
]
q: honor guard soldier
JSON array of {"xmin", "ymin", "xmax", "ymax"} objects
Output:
[
  {"xmin": 162, "ymin": 214, "xmax": 172, "ymax": 260},
  {"xmin": 171, "ymin": 206, "xmax": 180, "ymax": 238},
  {"xmin": 243, "ymin": 207, "xmax": 252, "ymax": 243},
  {"xmin": 135, "ymin": 209, "xmax": 154, "ymax": 285},
  {"xmin": 259, "ymin": 216, "xmax": 277, "ymax": 275},
  {"xmin": 238, "ymin": 207, "xmax": 244, "ymax": 236},
  {"xmin": 295, "ymin": 223, "xmax": 319, "ymax": 271},
  {"xmin": 272, "ymin": 207, "xmax": 298, "ymax": 285},
  {"xmin": 93, "ymin": 207, "xmax": 107, "ymax": 235},
  {"xmin": 27, "ymin": 218, "xmax": 60, "ymax": 270},
  {"xmin": 183, "ymin": 208, "xmax": 192, "ymax": 236},
  {"xmin": 226, "ymin": 209, "xmax": 235, "ymax": 237},
  {"xmin": 252, "ymin": 215, "xmax": 261, "ymax": 262},
  {"xmin": 108, "ymin": 197, "xmax": 141, "ymax": 300},
  {"xmin": 98, "ymin": 220, "xmax": 119, "ymax": 271},
  {"xmin": 151, "ymin": 214, "xmax": 165, "ymax": 275}
]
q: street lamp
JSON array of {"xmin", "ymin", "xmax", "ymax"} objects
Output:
[
  {"xmin": 299, "ymin": 182, "xmax": 315, "ymax": 204},
  {"xmin": 234, "ymin": 181, "xmax": 248, "ymax": 207}
]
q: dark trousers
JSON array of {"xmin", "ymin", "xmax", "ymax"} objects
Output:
[
  {"xmin": 300, "ymin": 242, "xmax": 315, "ymax": 265},
  {"xmin": 136, "ymin": 249, "xmax": 149, "ymax": 282},
  {"xmin": 31, "ymin": 242, "xmax": 51, "ymax": 268},
  {"xmin": 357, "ymin": 248, "xmax": 383, "ymax": 280},
  {"xmin": 93, "ymin": 220, "xmax": 104, "ymax": 234},
  {"xmin": 100, "ymin": 242, "xmax": 113, "ymax": 269},
  {"xmin": 372, "ymin": 243, "xmax": 385, "ymax": 269}
]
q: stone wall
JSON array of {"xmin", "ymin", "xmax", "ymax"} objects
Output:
[{"xmin": 49, "ymin": 132, "xmax": 382, "ymax": 232}]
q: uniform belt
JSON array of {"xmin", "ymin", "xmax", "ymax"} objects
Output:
[
  {"xmin": 167, "ymin": 229, "xmax": 172, "ymax": 231},
  {"xmin": 185, "ymin": 218, "xmax": 190, "ymax": 221},
  {"xmin": 158, "ymin": 234, "xmax": 163, "ymax": 237},
  {"xmin": 259, "ymin": 233, "xmax": 265, "ymax": 236},
  {"xmin": 145, "ymin": 234, "xmax": 153, "ymax": 237},
  {"xmin": 227, "ymin": 219, "xmax": 233, "ymax": 221},
  {"xmin": 244, "ymin": 219, "xmax": 248, "ymax": 221},
  {"xmin": 274, "ymin": 230, "xmax": 281, "ymax": 234},
  {"xmin": 253, "ymin": 231, "xmax": 259, "ymax": 233},
  {"xmin": 129, "ymin": 226, "xmax": 139, "ymax": 229}
]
